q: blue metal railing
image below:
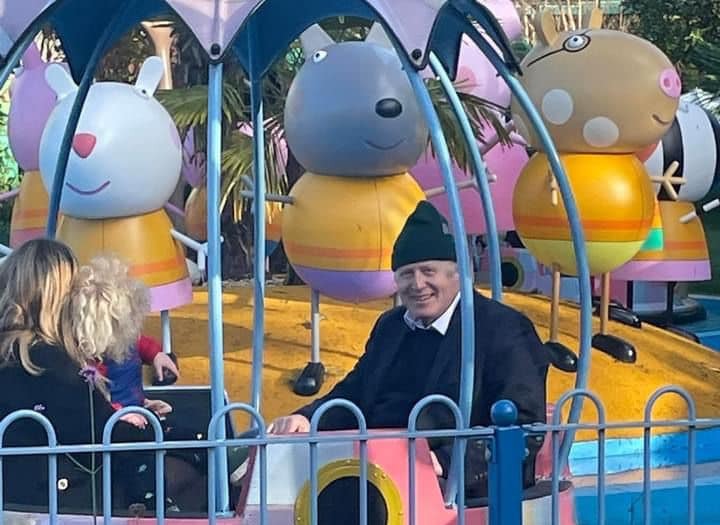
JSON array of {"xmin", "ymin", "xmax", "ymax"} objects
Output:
[{"xmin": 1, "ymin": 385, "xmax": 715, "ymax": 525}]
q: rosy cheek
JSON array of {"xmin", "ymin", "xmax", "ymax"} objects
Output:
[{"xmin": 658, "ymin": 68, "xmax": 681, "ymax": 99}]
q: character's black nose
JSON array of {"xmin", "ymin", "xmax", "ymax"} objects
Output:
[{"xmin": 375, "ymin": 98, "xmax": 403, "ymax": 118}]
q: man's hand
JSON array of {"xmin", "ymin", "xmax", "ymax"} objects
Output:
[
  {"xmin": 153, "ymin": 353, "xmax": 179, "ymax": 382},
  {"xmin": 267, "ymin": 414, "xmax": 310, "ymax": 434},
  {"xmin": 430, "ymin": 451, "xmax": 443, "ymax": 476}
]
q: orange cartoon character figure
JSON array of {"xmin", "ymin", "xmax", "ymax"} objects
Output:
[{"xmin": 511, "ymin": 8, "xmax": 681, "ymax": 368}]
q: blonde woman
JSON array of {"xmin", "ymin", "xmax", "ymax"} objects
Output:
[{"xmin": 0, "ymin": 239, "xmax": 172, "ymax": 513}]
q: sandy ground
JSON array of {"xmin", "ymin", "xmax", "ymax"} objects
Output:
[{"xmin": 143, "ymin": 285, "xmax": 720, "ymax": 439}]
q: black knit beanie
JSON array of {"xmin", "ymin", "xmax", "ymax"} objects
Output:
[{"xmin": 391, "ymin": 201, "xmax": 456, "ymax": 271}]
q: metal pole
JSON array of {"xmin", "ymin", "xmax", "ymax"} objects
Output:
[
  {"xmin": 428, "ymin": 52, "xmax": 503, "ymax": 301},
  {"xmin": 45, "ymin": 4, "xmax": 130, "ymax": 237},
  {"xmin": 248, "ymin": 21, "xmax": 267, "ymax": 412},
  {"xmin": 398, "ymin": 54, "xmax": 474, "ymax": 509},
  {"xmin": 488, "ymin": 401, "xmax": 523, "ymax": 525},
  {"xmin": 160, "ymin": 310, "xmax": 172, "ymax": 354},
  {"xmin": 461, "ymin": 19, "xmax": 593, "ymax": 467},
  {"xmin": 311, "ymin": 289, "xmax": 320, "ymax": 363},
  {"xmin": 206, "ymin": 60, "xmax": 229, "ymax": 513}
]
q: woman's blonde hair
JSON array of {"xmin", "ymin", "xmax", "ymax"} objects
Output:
[
  {"xmin": 62, "ymin": 254, "xmax": 150, "ymax": 364},
  {"xmin": 0, "ymin": 239, "xmax": 78, "ymax": 374}
]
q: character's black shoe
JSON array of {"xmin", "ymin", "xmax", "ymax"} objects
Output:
[
  {"xmin": 592, "ymin": 333, "xmax": 636, "ymax": 363},
  {"xmin": 292, "ymin": 361, "xmax": 325, "ymax": 396},
  {"xmin": 544, "ymin": 341, "xmax": 578, "ymax": 373}
]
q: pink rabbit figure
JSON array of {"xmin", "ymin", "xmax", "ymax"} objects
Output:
[
  {"xmin": 411, "ymin": 0, "xmax": 529, "ymax": 235},
  {"xmin": 6, "ymin": 44, "xmax": 69, "ymax": 247}
]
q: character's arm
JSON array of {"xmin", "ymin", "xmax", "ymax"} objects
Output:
[
  {"xmin": 169, "ymin": 228, "xmax": 225, "ymax": 276},
  {"xmin": 239, "ymin": 174, "xmax": 294, "ymax": 204}
]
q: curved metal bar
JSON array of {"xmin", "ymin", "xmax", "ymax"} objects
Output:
[
  {"xmin": 207, "ymin": 403, "xmax": 267, "ymax": 525},
  {"xmin": 451, "ymin": 0, "xmax": 521, "ymax": 74},
  {"xmin": 45, "ymin": 2, "xmax": 131, "ymax": 237},
  {"xmin": 642, "ymin": 385, "xmax": 698, "ymax": 525},
  {"xmin": 408, "ymin": 395, "xmax": 466, "ymax": 522},
  {"xmin": 248, "ymin": 17, "xmax": 267, "ymax": 413},
  {"xmin": 0, "ymin": 410, "xmax": 59, "ymax": 523},
  {"xmin": 400, "ymin": 61, "xmax": 475, "ymax": 427},
  {"xmin": 309, "ymin": 400, "xmax": 368, "ymax": 525},
  {"xmin": 551, "ymin": 389, "xmax": 607, "ymax": 425},
  {"xmin": 643, "ymin": 385, "xmax": 697, "ymax": 422},
  {"xmin": 428, "ymin": 52, "xmax": 502, "ymax": 301},
  {"xmin": 101, "ymin": 406, "xmax": 165, "ymax": 525},
  {"xmin": 551, "ymin": 389, "xmax": 606, "ymax": 525},
  {"xmin": 392, "ymin": 46, "xmax": 476, "ymax": 510},
  {"xmin": 206, "ymin": 60, "xmax": 229, "ymax": 514},
  {"xmin": 408, "ymin": 395, "xmax": 465, "ymax": 433},
  {"xmin": 460, "ymin": 20, "xmax": 593, "ymax": 465},
  {"xmin": 0, "ymin": 5, "xmax": 58, "ymax": 92}
]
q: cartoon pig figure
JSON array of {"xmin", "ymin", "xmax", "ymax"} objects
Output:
[
  {"xmin": 39, "ymin": 56, "xmax": 192, "ymax": 311},
  {"xmin": 511, "ymin": 9, "xmax": 681, "ymax": 366},
  {"xmin": 7, "ymin": 44, "xmax": 69, "ymax": 247}
]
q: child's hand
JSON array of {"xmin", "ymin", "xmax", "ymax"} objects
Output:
[
  {"xmin": 120, "ymin": 413, "xmax": 148, "ymax": 429},
  {"xmin": 144, "ymin": 398, "xmax": 173, "ymax": 416},
  {"xmin": 153, "ymin": 353, "xmax": 179, "ymax": 381}
]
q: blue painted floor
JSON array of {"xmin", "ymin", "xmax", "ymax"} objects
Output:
[{"xmin": 574, "ymin": 461, "xmax": 720, "ymax": 524}]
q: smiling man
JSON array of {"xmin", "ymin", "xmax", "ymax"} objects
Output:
[{"xmin": 269, "ymin": 201, "xmax": 549, "ymax": 496}]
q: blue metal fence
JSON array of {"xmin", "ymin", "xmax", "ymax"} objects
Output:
[{"xmin": 1, "ymin": 385, "xmax": 717, "ymax": 525}]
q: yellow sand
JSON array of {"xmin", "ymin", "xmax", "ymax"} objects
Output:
[{"xmin": 143, "ymin": 285, "xmax": 720, "ymax": 440}]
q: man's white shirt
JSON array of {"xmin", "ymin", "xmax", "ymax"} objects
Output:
[{"xmin": 402, "ymin": 292, "xmax": 461, "ymax": 336}]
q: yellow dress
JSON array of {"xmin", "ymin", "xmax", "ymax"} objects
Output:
[
  {"xmin": 57, "ymin": 209, "xmax": 192, "ymax": 311},
  {"xmin": 9, "ymin": 171, "xmax": 50, "ymax": 248}
]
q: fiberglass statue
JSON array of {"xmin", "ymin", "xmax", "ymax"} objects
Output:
[
  {"xmin": 39, "ymin": 56, "xmax": 204, "ymax": 347},
  {"xmin": 281, "ymin": 23, "xmax": 428, "ymax": 304},
  {"xmin": 7, "ymin": 44, "xmax": 68, "ymax": 247},
  {"xmin": 279, "ymin": 22, "xmax": 428, "ymax": 395},
  {"xmin": 511, "ymin": 8, "xmax": 681, "ymax": 369}
]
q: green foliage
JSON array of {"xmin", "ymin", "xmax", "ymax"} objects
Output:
[
  {"xmin": 689, "ymin": 40, "xmax": 720, "ymax": 98},
  {"xmin": 0, "ymin": 99, "xmax": 19, "ymax": 191},
  {"xmin": 0, "ymin": 87, "xmax": 20, "ymax": 246},
  {"xmin": 98, "ymin": 27, "xmax": 154, "ymax": 83},
  {"xmin": 621, "ymin": 0, "xmax": 720, "ymax": 94}
]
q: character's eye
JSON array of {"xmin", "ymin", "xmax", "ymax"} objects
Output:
[
  {"xmin": 312, "ymin": 50, "xmax": 328, "ymax": 63},
  {"xmin": 563, "ymin": 34, "xmax": 590, "ymax": 52}
]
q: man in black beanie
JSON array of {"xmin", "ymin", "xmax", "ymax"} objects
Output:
[{"xmin": 269, "ymin": 201, "xmax": 549, "ymax": 497}]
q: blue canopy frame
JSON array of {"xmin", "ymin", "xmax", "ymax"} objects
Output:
[{"xmin": 0, "ymin": 0, "xmax": 594, "ymax": 515}]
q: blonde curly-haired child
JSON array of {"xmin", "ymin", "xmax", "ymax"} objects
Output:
[{"xmin": 62, "ymin": 254, "xmax": 180, "ymax": 427}]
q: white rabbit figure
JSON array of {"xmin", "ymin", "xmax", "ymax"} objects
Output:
[{"xmin": 39, "ymin": 56, "xmax": 197, "ymax": 312}]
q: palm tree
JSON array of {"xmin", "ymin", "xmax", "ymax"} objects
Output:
[{"xmin": 689, "ymin": 39, "xmax": 720, "ymax": 113}]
